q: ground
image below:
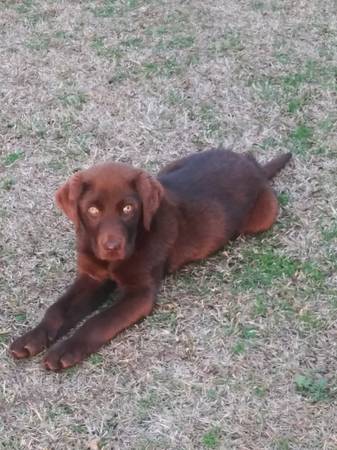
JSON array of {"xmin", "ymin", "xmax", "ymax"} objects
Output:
[{"xmin": 1, "ymin": 0, "xmax": 337, "ymax": 449}]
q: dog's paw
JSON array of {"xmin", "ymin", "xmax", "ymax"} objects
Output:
[
  {"xmin": 43, "ymin": 339, "xmax": 88, "ymax": 371},
  {"xmin": 10, "ymin": 325, "xmax": 51, "ymax": 359}
]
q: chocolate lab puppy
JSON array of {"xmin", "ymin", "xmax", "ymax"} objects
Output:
[{"xmin": 10, "ymin": 149, "xmax": 292, "ymax": 370}]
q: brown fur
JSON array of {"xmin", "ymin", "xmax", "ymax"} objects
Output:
[{"xmin": 10, "ymin": 149, "xmax": 292, "ymax": 370}]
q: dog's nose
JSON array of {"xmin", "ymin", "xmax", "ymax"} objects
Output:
[{"xmin": 104, "ymin": 240, "xmax": 121, "ymax": 252}]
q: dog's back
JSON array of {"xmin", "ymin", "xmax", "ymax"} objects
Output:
[{"xmin": 159, "ymin": 149, "xmax": 290, "ymax": 271}]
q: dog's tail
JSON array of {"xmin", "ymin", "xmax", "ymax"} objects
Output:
[{"xmin": 262, "ymin": 152, "xmax": 292, "ymax": 179}]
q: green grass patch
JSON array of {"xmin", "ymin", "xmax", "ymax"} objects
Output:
[
  {"xmin": 141, "ymin": 57, "xmax": 183, "ymax": 78},
  {"xmin": 233, "ymin": 248, "xmax": 326, "ymax": 291},
  {"xmin": 322, "ymin": 223, "xmax": 337, "ymax": 241},
  {"xmin": 91, "ymin": 0, "xmax": 117, "ymax": 17},
  {"xmin": 277, "ymin": 192, "xmax": 290, "ymax": 207},
  {"xmin": 15, "ymin": 0, "xmax": 34, "ymax": 14},
  {"xmin": 233, "ymin": 248, "xmax": 298, "ymax": 290},
  {"xmin": 2, "ymin": 178, "xmax": 15, "ymax": 191},
  {"xmin": 26, "ymin": 34, "xmax": 50, "ymax": 51},
  {"xmin": 294, "ymin": 374, "xmax": 331, "ymax": 402},
  {"xmin": 91, "ymin": 36, "xmax": 122, "ymax": 60},
  {"xmin": 3, "ymin": 150, "xmax": 24, "ymax": 167},
  {"xmin": 88, "ymin": 353, "xmax": 104, "ymax": 366},
  {"xmin": 91, "ymin": 0, "xmax": 151, "ymax": 17},
  {"xmin": 289, "ymin": 124, "xmax": 314, "ymax": 154},
  {"xmin": 241, "ymin": 325, "xmax": 258, "ymax": 339},
  {"xmin": 209, "ymin": 32, "xmax": 244, "ymax": 54},
  {"xmin": 58, "ymin": 92, "xmax": 88, "ymax": 110},
  {"xmin": 147, "ymin": 310, "xmax": 177, "ymax": 330},
  {"xmin": 14, "ymin": 313, "xmax": 27, "ymax": 323},
  {"xmin": 198, "ymin": 104, "xmax": 222, "ymax": 137},
  {"xmin": 120, "ymin": 37, "xmax": 143, "ymax": 48},
  {"xmin": 201, "ymin": 427, "xmax": 221, "ymax": 449},
  {"xmin": 253, "ymin": 385, "xmax": 267, "ymax": 397},
  {"xmin": 272, "ymin": 438, "xmax": 292, "ymax": 450},
  {"xmin": 298, "ymin": 310, "xmax": 323, "ymax": 330},
  {"xmin": 232, "ymin": 340, "xmax": 245, "ymax": 355},
  {"xmin": 287, "ymin": 95, "xmax": 308, "ymax": 113},
  {"xmin": 158, "ymin": 34, "xmax": 195, "ymax": 50},
  {"xmin": 253, "ymin": 296, "xmax": 268, "ymax": 317}
]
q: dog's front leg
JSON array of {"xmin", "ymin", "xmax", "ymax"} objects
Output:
[
  {"xmin": 10, "ymin": 274, "xmax": 115, "ymax": 359},
  {"xmin": 43, "ymin": 282, "xmax": 157, "ymax": 371}
]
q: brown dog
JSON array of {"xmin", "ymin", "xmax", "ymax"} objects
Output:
[{"xmin": 10, "ymin": 149, "xmax": 291, "ymax": 370}]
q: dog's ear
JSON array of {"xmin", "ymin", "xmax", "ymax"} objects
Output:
[
  {"xmin": 55, "ymin": 172, "xmax": 83, "ymax": 225},
  {"xmin": 135, "ymin": 171, "xmax": 164, "ymax": 231}
]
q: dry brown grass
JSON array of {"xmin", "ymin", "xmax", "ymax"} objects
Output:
[{"xmin": 1, "ymin": 0, "xmax": 337, "ymax": 449}]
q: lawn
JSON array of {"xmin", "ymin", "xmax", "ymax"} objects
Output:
[{"xmin": 1, "ymin": 0, "xmax": 336, "ymax": 449}]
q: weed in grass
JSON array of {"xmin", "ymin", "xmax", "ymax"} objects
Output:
[
  {"xmin": 120, "ymin": 37, "xmax": 143, "ymax": 48},
  {"xmin": 301, "ymin": 262, "xmax": 326, "ymax": 284},
  {"xmin": 241, "ymin": 326, "xmax": 258, "ymax": 339},
  {"xmin": 278, "ymin": 299, "xmax": 295, "ymax": 316},
  {"xmin": 48, "ymin": 403, "xmax": 73, "ymax": 419},
  {"xmin": 91, "ymin": 36, "xmax": 122, "ymax": 60},
  {"xmin": 287, "ymin": 96, "xmax": 308, "ymax": 114},
  {"xmin": 166, "ymin": 89, "xmax": 186, "ymax": 107},
  {"xmin": 209, "ymin": 31, "xmax": 244, "ymax": 55},
  {"xmin": 199, "ymin": 104, "xmax": 222, "ymax": 137},
  {"xmin": 250, "ymin": 77, "xmax": 280, "ymax": 102},
  {"xmin": 15, "ymin": 0, "xmax": 34, "ymax": 14},
  {"xmin": 91, "ymin": 0, "xmax": 150, "ymax": 17},
  {"xmin": 318, "ymin": 117, "xmax": 336, "ymax": 133},
  {"xmin": 322, "ymin": 223, "xmax": 337, "ymax": 241},
  {"xmin": 294, "ymin": 374, "xmax": 330, "ymax": 402},
  {"xmin": 0, "ymin": 332, "xmax": 10, "ymax": 344},
  {"xmin": 2, "ymin": 178, "xmax": 15, "ymax": 191},
  {"xmin": 206, "ymin": 388, "xmax": 218, "ymax": 401},
  {"xmin": 254, "ymin": 296, "xmax": 268, "ymax": 317},
  {"xmin": 88, "ymin": 353, "xmax": 104, "ymax": 366},
  {"xmin": 159, "ymin": 35, "xmax": 195, "ymax": 50},
  {"xmin": 14, "ymin": 313, "xmax": 27, "ymax": 323},
  {"xmin": 289, "ymin": 124, "xmax": 314, "ymax": 154},
  {"xmin": 147, "ymin": 310, "xmax": 177, "ymax": 330},
  {"xmin": 137, "ymin": 391, "xmax": 159, "ymax": 421},
  {"xmin": 298, "ymin": 310, "xmax": 323, "ymax": 331},
  {"xmin": 274, "ymin": 51, "xmax": 291, "ymax": 64},
  {"xmin": 58, "ymin": 92, "xmax": 88, "ymax": 110},
  {"xmin": 254, "ymin": 385, "xmax": 267, "ymax": 398},
  {"xmin": 251, "ymin": 1, "xmax": 265, "ymax": 11},
  {"xmin": 69, "ymin": 423, "xmax": 87, "ymax": 434},
  {"xmin": 92, "ymin": 0, "xmax": 117, "ymax": 17},
  {"xmin": 54, "ymin": 30, "xmax": 73, "ymax": 40},
  {"xmin": 233, "ymin": 248, "xmax": 298, "ymax": 290},
  {"xmin": 142, "ymin": 58, "xmax": 182, "ymax": 78},
  {"xmin": 3, "ymin": 150, "xmax": 24, "ymax": 167},
  {"xmin": 26, "ymin": 34, "xmax": 50, "ymax": 51},
  {"xmin": 201, "ymin": 427, "xmax": 221, "ymax": 449},
  {"xmin": 277, "ymin": 192, "xmax": 290, "ymax": 207},
  {"xmin": 232, "ymin": 340, "xmax": 245, "ymax": 355},
  {"xmin": 272, "ymin": 438, "xmax": 291, "ymax": 450}
]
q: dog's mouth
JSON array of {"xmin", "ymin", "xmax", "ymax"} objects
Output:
[{"xmin": 98, "ymin": 248, "xmax": 126, "ymax": 262}]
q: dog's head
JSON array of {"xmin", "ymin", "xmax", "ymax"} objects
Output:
[{"xmin": 55, "ymin": 163, "xmax": 163, "ymax": 262}]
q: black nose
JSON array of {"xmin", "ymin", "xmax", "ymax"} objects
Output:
[{"xmin": 104, "ymin": 240, "xmax": 121, "ymax": 252}]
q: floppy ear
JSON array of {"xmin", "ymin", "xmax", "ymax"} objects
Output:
[
  {"xmin": 135, "ymin": 171, "xmax": 164, "ymax": 231},
  {"xmin": 55, "ymin": 172, "xmax": 83, "ymax": 225}
]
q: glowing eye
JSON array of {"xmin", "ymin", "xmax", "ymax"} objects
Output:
[
  {"xmin": 122, "ymin": 204, "xmax": 133, "ymax": 215},
  {"xmin": 88, "ymin": 206, "xmax": 100, "ymax": 217}
]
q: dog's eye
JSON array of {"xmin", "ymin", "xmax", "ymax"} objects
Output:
[
  {"xmin": 88, "ymin": 206, "xmax": 100, "ymax": 217},
  {"xmin": 122, "ymin": 204, "xmax": 133, "ymax": 215}
]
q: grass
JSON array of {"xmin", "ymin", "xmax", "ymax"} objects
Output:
[
  {"xmin": 294, "ymin": 374, "xmax": 332, "ymax": 403},
  {"xmin": 1, "ymin": 0, "xmax": 337, "ymax": 449}
]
